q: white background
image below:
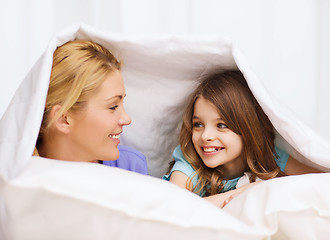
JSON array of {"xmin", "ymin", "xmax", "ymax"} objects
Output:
[{"xmin": 0, "ymin": 0, "xmax": 330, "ymax": 142}]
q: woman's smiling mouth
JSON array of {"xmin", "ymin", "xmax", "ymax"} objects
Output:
[
  {"xmin": 109, "ymin": 134, "xmax": 120, "ymax": 139},
  {"xmin": 109, "ymin": 134, "xmax": 121, "ymax": 144}
]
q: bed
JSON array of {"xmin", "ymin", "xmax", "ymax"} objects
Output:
[{"xmin": 0, "ymin": 23, "xmax": 330, "ymax": 240}]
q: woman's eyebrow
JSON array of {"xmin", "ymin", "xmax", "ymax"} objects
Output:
[{"xmin": 104, "ymin": 94, "xmax": 126, "ymax": 102}]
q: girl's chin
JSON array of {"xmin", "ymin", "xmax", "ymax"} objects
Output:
[{"xmin": 201, "ymin": 158, "xmax": 221, "ymax": 169}]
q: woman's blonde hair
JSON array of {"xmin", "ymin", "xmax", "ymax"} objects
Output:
[
  {"xmin": 179, "ymin": 70, "xmax": 285, "ymax": 196},
  {"xmin": 33, "ymin": 40, "xmax": 121, "ymax": 156}
]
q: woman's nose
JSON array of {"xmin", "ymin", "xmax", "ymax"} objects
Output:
[{"xmin": 119, "ymin": 107, "xmax": 131, "ymax": 126}]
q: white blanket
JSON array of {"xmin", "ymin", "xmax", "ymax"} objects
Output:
[{"xmin": 0, "ymin": 23, "xmax": 330, "ymax": 239}]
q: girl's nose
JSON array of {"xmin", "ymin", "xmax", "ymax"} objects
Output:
[
  {"xmin": 119, "ymin": 108, "xmax": 131, "ymax": 126},
  {"xmin": 201, "ymin": 127, "xmax": 215, "ymax": 142}
]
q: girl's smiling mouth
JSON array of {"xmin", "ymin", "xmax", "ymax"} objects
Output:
[{"xmin": 202, "ymin": 146, "xmax": 224, "ymax": 153}]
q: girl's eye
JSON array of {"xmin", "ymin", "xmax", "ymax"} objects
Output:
[
  {"xmin": 109, "ymin": 105, "xmax": 119, "ymax": 111},
  {"xmin": 193, "ymin": 122, "xmax": 203, "ymax": 128},
  {"xmin": 217, "ymin": 123, "xmax": 228, "ymax": 129}
]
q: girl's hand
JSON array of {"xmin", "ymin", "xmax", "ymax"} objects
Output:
[
  {"xmin": 170, "ymin": 170, "xmax": 259, "ymax": 208},
  {"xmin": 204, "ymin": 182, "xmax": 259, "ymax": 208}
]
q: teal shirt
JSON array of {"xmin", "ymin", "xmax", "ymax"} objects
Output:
[{"xmin": 163, "ymin": 145, "xmax": 289, "ymax": 196}]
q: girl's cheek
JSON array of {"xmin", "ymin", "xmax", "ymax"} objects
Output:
[{"xmin": 191, "ymin": 134, "xmax": 199, "ymax": 146}]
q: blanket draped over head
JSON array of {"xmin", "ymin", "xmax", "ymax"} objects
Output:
[{"xmin": 0, "ymin": 23, "xmax": 330, "ymax": 240}]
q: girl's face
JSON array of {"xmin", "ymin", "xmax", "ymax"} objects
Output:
[
  {"xmin": 67, "ymin": 70, "xmax": 131, "ymax": 162},
  {"xmin": 191, "ymin": 96, "xmax": 245, "ymax": 178}
]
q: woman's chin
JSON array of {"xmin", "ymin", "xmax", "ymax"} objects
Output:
[{"xmin": 104, "ymin": 148, "xmax": 120, "ymax": 161}]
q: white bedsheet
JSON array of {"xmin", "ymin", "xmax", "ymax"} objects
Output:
[{"xmin": 0, "ymin": 23, "xmax": 329, "ymax": 239}]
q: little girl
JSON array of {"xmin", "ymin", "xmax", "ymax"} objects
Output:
[{"xmin": 163, "ymin": 70, "xmax": 322, "ymax": 207}]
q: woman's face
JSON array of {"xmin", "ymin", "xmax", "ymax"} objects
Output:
[
  {"xmin": 191, "ymin": 96, "xmax": 245, "ymax": 179},
  {"xmin": 68, "ymin": 70, "xmax": 131, "ymax": 162}
]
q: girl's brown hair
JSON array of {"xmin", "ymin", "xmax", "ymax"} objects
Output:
[
  {"xmin": 180, "ymin": 70, "xmax": 285, "ymax": 196},
  {"xmin": 33, "ymin": 40, "xmax": 121, "ymax": 156}
]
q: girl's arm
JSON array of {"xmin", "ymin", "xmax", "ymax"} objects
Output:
[
  {"xmin": 169, "ymin": 170, "xmax": 192, "ymax": 190},
  {"xmin": 284, "ymin": 156, "xmax": 323, "ymax": 175},
  {"xmin": 169, "ymin": 171, "xmax": 256, "ymax": 208}
]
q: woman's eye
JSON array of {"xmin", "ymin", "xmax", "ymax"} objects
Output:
[
  {"xmin": 193, "ymin": 122, "xmax": 203, "ymax": 128},
  {"xmin": 217, "ymin": 123, "xmax": 228, "ymax": 129},
  {"xmin": 109, "ymin": 105, "xmax": 119, "ymax": 110}
]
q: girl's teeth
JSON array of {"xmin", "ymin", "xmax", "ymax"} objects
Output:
[{"xmin": 203, "ymin": 147, "xmax": 217, "ymax": 152}]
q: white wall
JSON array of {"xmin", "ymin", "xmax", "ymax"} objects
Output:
[
  {"xmin": 0, "ymin": 0, "xmax": 329, "ymax": 141},
  {"xmin": 318, "ymin": 0, "xmax": 330, "ymax": 141}
]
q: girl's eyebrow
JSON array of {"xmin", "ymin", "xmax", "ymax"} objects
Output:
[{"xmin": 193, "ymin": 115, "xmax": 223, "ymax": 121}]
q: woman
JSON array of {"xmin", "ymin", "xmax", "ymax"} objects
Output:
[{"xmin": 33, "ymin": 40, "xmax": 148, "ymax": 174}]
